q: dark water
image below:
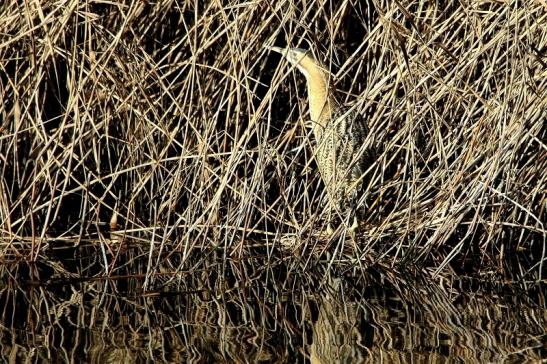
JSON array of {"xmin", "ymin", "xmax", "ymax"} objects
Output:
[{"xmin": 1, "ymin": 248, "xmax": 545, "ymax": 363}]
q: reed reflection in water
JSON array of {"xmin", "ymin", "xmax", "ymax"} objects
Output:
[{"xmin": 0, "ymin": 257, "xmax": 545, "ymax": 363}]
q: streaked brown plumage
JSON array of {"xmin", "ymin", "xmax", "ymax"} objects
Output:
[{"xmin": 265, "ymin": 46, "xmax": 373, "ymax": 233}]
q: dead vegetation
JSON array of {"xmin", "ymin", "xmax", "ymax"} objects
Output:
[{"xmin": 0, "ymin": 0, "xmax": 545, "ymax": 285}]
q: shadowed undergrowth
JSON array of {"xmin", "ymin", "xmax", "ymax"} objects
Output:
[{"xmin": 0, "ymin": 0, "xmax": 545, "ymax": 287}]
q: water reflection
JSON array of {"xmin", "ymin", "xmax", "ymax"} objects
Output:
[
  {"xmin": 308, "ymin": 278, "xmax": 546, "ymax": 363},
  {"xmin": 0, "ymin": 254, "xmax": 545, "ymax": 363}
]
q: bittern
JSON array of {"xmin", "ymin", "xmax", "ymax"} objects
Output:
[{"xmin": 265, "ymin": 46, "xmax": 373, "ymax": 235}]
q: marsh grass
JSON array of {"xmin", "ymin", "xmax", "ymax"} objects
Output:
[{"xmin": 0, "ymin": 0, "xmax": 545, "ymax": 286}]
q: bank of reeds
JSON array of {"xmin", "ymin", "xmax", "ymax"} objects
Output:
[{"xmin": 0, "ymin": 0, "xmax": 545, "ymax": 285}]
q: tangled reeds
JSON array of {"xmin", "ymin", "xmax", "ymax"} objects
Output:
[{"xmin": 0, "ymin": 0, "xmax": 545, "ymax": 285}]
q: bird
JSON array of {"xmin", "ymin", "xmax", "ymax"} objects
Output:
[{"xmin": 265, "ymin": 45, "xmax": 373, "ymax": 235}]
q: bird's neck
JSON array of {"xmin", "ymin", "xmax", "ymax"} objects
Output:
[{"xmin": 305, "ymin": 68, "xmax": 336, "ymax": 138}]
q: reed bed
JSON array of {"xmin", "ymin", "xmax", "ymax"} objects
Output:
[{"xmin": 0, "ymin": 0, "xmax": 545, "ymax": 285}]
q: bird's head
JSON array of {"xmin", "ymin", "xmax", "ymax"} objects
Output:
[{"xmin": 264, "ymin": 46, "xmax": 321, "ymax": 79}]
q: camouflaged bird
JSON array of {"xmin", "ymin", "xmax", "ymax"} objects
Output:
[{"xmin": 266, "ymin": 46, "xmax": 374, "ymax": 234}]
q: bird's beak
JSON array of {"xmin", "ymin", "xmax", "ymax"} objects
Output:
[{"xmin": 263, "ymin": 45, "xmax": 285, "ymax": 55}]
